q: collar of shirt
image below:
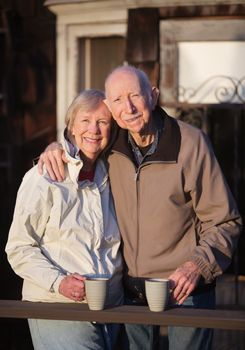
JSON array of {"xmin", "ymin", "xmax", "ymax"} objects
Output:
[
  {"xmin": 65, "ymin": 141, "xmax": 95, "ymax": 182},
  {"xmin": 63, "ymin": 130, "xmax": 81, "ymax": 160},
  {"xmin": 128, "ymin": 129, "xmax": 159, "ymax": 166}
]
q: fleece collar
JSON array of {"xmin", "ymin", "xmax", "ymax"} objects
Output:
[{"xmin": 110, "ymin": 106, "xmax": 181, "ymax": 163}]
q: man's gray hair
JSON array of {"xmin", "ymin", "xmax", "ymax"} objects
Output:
[{"xmin": 105, "ymin": 65, "xmax": 152, "ymax": 100}]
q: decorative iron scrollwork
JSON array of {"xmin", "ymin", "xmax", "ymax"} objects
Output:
[{"xmin": 179, "ymin": 75, "xmax": 245, "ymax": 103}]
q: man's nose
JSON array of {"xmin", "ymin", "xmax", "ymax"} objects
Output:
[{"xmin": 125, "ymin": 97, "xmax": 136, "ymax": 113}]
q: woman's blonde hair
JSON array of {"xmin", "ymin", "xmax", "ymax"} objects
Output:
[{"xmin": 65, "ymin": 89, "xmax": 106, "ymax": 139}]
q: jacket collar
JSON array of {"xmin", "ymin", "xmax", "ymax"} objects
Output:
[
  {"xmin": 61, "ymin": 129, "xmax": 108, "ymax": 190},
  {"xmin": 110, "ymin": 106, "xmax": 181, "ymax": 163}
]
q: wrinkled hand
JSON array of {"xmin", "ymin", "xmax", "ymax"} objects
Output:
[
  {"xmin": 169, "ymin": 261, "xmax": 201, "ymax": 305},
  {"xmin": 59, "ymin": 273, "xmax": 86, "ymax": 302},
  {"xmin": 38, "ymin": 142, "xmax": 68, "ymax": 182}
]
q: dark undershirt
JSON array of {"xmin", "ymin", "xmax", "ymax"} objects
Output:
[
  {"xmin": 78, "ymin": 169, "xmax": 95, "ymax": 182},
  {"xmin": 139, "ymin": 143, "xmax": 153, "ymax": 156}
]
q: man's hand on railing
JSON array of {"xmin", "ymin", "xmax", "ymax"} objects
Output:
[
  {"xmin": 59, "ymin": 273, "xmax": 86, "ymax": 302},
  {"xmin": 169, "ymin": 261, "xmax": 201, "ymax": 305}
]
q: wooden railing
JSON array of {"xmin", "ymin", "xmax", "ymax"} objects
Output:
[{"xmin": 0, "ymin": 300, "xmax": 244, "ymax": 331}]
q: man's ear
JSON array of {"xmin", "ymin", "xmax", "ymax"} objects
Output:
[
  {"xmin": 151, "ymin": 87, "xmax": 160, "ymax": 109},
  {"xmin": 103, "ymin": 98, "xmax": 112, "ymax": 112}
]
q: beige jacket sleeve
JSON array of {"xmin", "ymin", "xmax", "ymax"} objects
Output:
[{"xmin": 188, "ymin": 131, "xmax": 242, "ymax": 282}]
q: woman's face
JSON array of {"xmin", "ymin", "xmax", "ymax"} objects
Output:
[{"xmin": 72, "ymin": 102, "xmax": 111, "ymax": 163}]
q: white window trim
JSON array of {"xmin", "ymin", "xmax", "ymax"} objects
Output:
[
  {"xmin": 49, "ymin": 4, "xmax": 127, "ymax": 139},
  {"xmin": 160, "ymin": 19, "xmax": 245, "ymax": 106}
]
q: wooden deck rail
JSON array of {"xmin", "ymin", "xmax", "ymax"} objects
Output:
[{"xmin": 0, "ymin": 300, "xmax": 244, "ymax": 331}]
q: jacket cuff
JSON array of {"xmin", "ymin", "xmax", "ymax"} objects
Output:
[
  {"xmin": 190, "ymin": 256, "xmax": 214, "ymax": 283},
  {"xmin": 49, "ymin": 273, "xmax": 66, "ymax": 294}
]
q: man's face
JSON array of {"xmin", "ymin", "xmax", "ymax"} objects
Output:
[{"xmin": 104, "ymin": 71, "xmax": 152, "ymax": 135}]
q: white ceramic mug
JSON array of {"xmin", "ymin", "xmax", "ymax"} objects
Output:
[
  {"xmin": 85, "ymin": 277, "xmax": 109, "ymax": 311},
  {"xmin": 145, "ymin": 278, "xmax": 169, "ymax": 312}
]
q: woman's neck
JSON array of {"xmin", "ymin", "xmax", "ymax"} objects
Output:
[{"xmin": 79, "ymin": 152, "xmax": 96, "ymax": 172}]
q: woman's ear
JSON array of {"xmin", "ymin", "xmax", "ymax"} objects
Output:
[{"xmin": 66, "ymin": 128, "xmax": 75, "ymax": 144}]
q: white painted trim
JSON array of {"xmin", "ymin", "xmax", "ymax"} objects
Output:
[
  {"xmin": 52, "ymin": 5, "xmax": 127, "ymax": 139},
  {"xmin": 56, "ymin": 21, "xmax": 69, "ymax": 140},
  {"xmin": 85, "ymin": 39, "xmax": 91, "ymax": 89},
  {"xmin": 46, "ymin": 0, "xmax": 245, "ymax": 14}
]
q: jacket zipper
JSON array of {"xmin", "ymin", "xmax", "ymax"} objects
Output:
[
  {"xmin": 135, "ymin": 168, "xmax": 140, "ymax": 276},
  {"xmin": 111, "ymin": 152, "xmax": 176, "ymax": 277},
  {"xmin": 134, "ymin": 160, "xmax": 176, "ymax": 181}
]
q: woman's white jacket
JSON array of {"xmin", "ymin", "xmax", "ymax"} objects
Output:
[{"xmin": 5, "ymin": 137, "xmax": 123, "ymax": 306}]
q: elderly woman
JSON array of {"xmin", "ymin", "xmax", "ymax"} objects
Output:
[{"xmin": 5, "ymin": 89, "xmax": 123, "ymax": 350}]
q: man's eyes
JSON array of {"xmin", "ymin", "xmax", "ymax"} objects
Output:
[{"xmin": 113, "ymin": 94, "xmax": 141, "ymax": 103}]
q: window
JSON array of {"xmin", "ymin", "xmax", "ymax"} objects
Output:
[
  {"xmin": 78, "ymin": 36, "xmax": 125, "ymax": 91},
  {"xmin": 160, "ymin": 19, "xmax": 245, "ymax": 106},
  {"xmin": 178, "ymin": 41, "xmax": 245, "ymax": 104}
]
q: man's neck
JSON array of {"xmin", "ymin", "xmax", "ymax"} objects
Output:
[{"xmin": 130, "ymin": 120, "xmax": 156, "ymax": 147}]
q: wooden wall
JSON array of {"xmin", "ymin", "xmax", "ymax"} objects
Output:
[
  {"xmin": 0, "ymin": 0, "xmax": 56, "ymax": 180},
  {"xmin": 0, "ymin": 2, "xmax": 56, "ymax": 348}
]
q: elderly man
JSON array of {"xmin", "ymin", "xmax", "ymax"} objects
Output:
[{"xmin": 38, "ymin": 66, "xmax": 242, "ymax": 350}]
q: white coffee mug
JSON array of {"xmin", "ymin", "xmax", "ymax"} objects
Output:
[
  {"xmin": 145, "ymin": 278, "xmax": 169, "ymax": 312},
  {"xmin": 85, "ymin": 277, "xmax": 109, "ymax": 311}
]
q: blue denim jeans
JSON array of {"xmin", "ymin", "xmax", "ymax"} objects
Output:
[
  {"xmin": 28, "ymin": 319, "xmax": 119, "ymax": 350},
  {"xmin": 123, "ymin": 288, "xmax": 215, "ymax": 350}
]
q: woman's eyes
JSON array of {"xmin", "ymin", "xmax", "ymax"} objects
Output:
[
  {"xmin": 79, "ymin": 119, "xmax": 109, "ymax": 125},
  {"xmin": 98, "ymin": 120, "xmax": 109, "ymax": 125}
]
